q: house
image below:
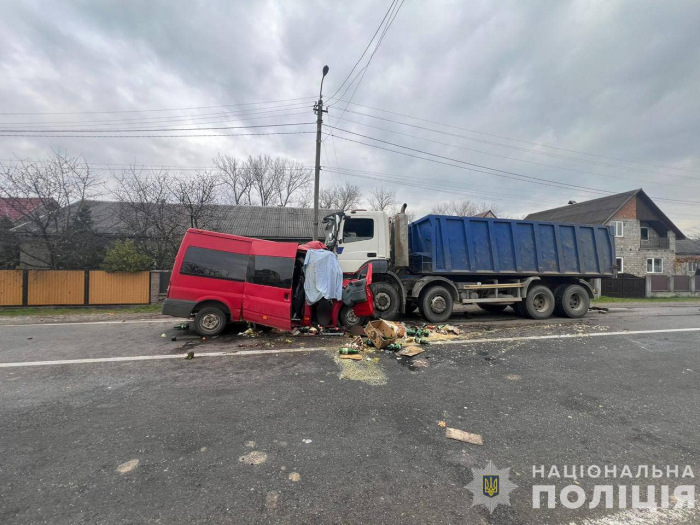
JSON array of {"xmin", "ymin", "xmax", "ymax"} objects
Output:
[
  {"xmin": 525, "ymin": 189, "xmax": 686, "ymax": 277},
  {"xmin": 473, "ymin": 210, "xmax": 497, "ymax": 218},
  {"xmin": 675, "ymin": 238, "xmax": 700, "ymax": 275},
  {"xmin": 0, "ymin": 198, "xmax": 49, "ymax": 222}
]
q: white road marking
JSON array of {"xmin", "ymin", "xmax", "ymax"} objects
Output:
[
  {"xmin": 0, "ymin": 326, "xmax": 698, "ymax": 369},
  {"xmin": 437, "ymin": 327, "xmax": 700, "ymax": 346},
  {"xmin": 0, "ymin": 318, "xmax": 187, "ymax": 328},
  {"xmin": 578, "ymin": 506, "xmax": 697, "ymax": 525}
]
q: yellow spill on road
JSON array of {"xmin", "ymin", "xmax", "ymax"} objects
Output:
[
  {"xmin": 239, "ymin": 451, "xmax": 267, "ymax": 465},
  {"xmin": 332, "ymin": 352, "xmax": 387, "ymax": 386}
]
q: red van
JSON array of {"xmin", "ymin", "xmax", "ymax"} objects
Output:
[{"xmin": 162, "ymin": 229, "xmax": 374, "ymax": 336}]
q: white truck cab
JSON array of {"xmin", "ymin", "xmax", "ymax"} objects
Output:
[{"xmin": 325, "ymin": 210, "xmax": 391, "ymax": 274}]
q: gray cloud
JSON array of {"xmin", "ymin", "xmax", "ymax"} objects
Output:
[{"xmin": 0, "ymin": 0, "xmax": 698, "ymax": 228}]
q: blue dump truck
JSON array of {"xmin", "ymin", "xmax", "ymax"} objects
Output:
[{"xmin": 323, "ymin": 208, "xmax": 615, "ymax": 323}]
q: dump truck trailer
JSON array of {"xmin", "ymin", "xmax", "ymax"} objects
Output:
[{"xmin": 323, "ymin": 209, "xmax": 615, "ymax": 322}]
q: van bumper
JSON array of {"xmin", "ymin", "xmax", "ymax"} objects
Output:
[{"xmin": 162, "ymin": 298, "xmax": 196, "ymax": 318}]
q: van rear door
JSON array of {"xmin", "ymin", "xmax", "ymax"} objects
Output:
[{"xmin": 243, "ymin": 240, "xmax": 298, "ymax": 330}]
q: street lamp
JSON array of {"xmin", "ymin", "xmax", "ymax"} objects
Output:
[{"xmin": 313, "ymin": 65, "xmax": 329, "ymax": 241}]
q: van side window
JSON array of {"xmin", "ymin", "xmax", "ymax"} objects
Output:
[
  {"xmin": 180, "ymin": 246, "xmax": 248, "ymax": 281},
  {"xmin": 343, "ymin": 218, "xmax": 374, "ymax": 243},
  {"xmin": 248, "ymin": 255, "xmax": 294, "ymax": 288}
]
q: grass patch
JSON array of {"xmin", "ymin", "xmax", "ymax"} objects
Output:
[
  {"xmin": 594, "ymin": 296, "xmax": 700, "ymax": 303},
  {"xmin": 0, "ymin": 304, "xmax": 162, "ymax": 317}
]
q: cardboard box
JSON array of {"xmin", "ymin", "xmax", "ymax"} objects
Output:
[{"xmin": 364, "ymin": 319, "xmax": 403, "ymax": 349}]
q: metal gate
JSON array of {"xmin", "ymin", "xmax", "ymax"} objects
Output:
[{"xmin": 601, "ymin": 274, "xmax": 646, "ymax": 298}]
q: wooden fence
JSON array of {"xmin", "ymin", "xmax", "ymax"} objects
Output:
[{"xmin": 0, "ymin": 270, "xmax": 151, "ymax": 306}]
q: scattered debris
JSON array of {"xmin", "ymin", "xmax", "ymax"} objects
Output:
[
  {"xmin": 185, "ymin": 351, "xmax": 194, "ymax": 360},
  {"xmin": 200, "ymin": 447, "xmax": 207, "ymax": 452},
  {"xmin": 174, "ymin": 323, "xmax": 190, "ymax": 330},
  {"xmin": 338, "ymin": 347, "xmax": 360, "ymax": 355},
  {"xmin": 160, "ymin": 333, "xmax": 167, "ymax": 338},
  {"xmin": 409, "ymin": 356, "xmax": 430, "ymax": 369},
  {"xmin": 239, "ymin": 451, "xmax": 267, "ymax": 465},
  {"xmin": 339, "ymin": 353, "xmax": 363, "ymax": 360},
  {"xmin": 445, "ymin": 427, "xmax": 483, "ymax": 446},
  {"xmin": 438, "ymin": 420, "xmax": 446, "ymax": 427},
  {"xmin": 288, "ymin": 472, "xmax": 301, "ymax": 482},
  {"xmin": 245, "ymin": 441, "xmax": 255, "ymax": 448},
  {"xmin": 365, "ymin": 319, "xmax": 404, "ymax": 349},
  {"xmin": 116, "ymin": 459, "xmax": 139, "ymax": 474},
  {"xmin": 302, "ymin": 438, "xmax": 312, "ymax": 444},
  {"xmin": 414, "ymin": 337, "xmax": 431, "ymax": 345},
  {"xmin": 398, "ymin": 345, "xmax": 424, "ymax": 357},
  {"xmin": 171, "ymin": 337, "xmax": 177, "ymax": 341},
  {"xmin": 506, "ymin": 374, "xmax": 522, "ymax": 381},
  {"xmin": 590, "ymin": 306, "xmax": 609, "ymax": 313},
  {"xmin": 285, "ymin": 339, "xmax": 293, "ymax": 344}
]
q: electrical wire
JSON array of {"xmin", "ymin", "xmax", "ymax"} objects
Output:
[
  {"xmin": 0, "ymin": 122, "xmax": 314, "ymax": 133},
  {"xmin": 0, "ymin": 131, "xmax": 315, "ymax": 138}
]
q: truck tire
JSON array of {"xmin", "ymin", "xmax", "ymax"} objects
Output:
[
  {"xmin": 194, "ymin": 306, "xmax": 227, "ymax": 336},
  {"xmin": 523, "ymin": 285, "xmax": 555, "ymax": 320},
  {"xmin": 339, "ymin": 305, "xmax": 365, "ymax": 328},
  {"xmin": 371, "ymin": 282, "xmax": 400, "ymax": 320},
  {"xmin": 419, "ymin": 285, "xmax": 454, "ymax": 323},
  {"xmin": 554, "ymin": 284, "xmax": 590, "ymax": 318},
  {"xmin": 512, "ymin": 301, "xmax": 528, "ymax": 317},
  {"xmin": 477, "ymin": 303, "xmax": 508, "ymax": 314}
]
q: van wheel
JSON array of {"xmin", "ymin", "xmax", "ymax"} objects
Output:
[
  {"xmin": 194, "ymin": 307, "xmax": 227, "ymax": 336},
  {"xmin": 339, "ymin": 306, "xmax": 365, "ymax": 328},
  {"xmin": 419, "ymin": 285, "xmax": 454, "ymax": 323},
  {"xmin": 524, "ymin": 285, "xmax": 555, "ymax": 320},
  {"xmin": 478, "ymin": 303, "xmax": 508, "ymax": 313},
  {"xmin": 555, "ymin": 284, "xmax": 590, "ymax": 318},
  {"xmin": 371, "ymin": 282, "xmax": 400, "ymax": 320}
]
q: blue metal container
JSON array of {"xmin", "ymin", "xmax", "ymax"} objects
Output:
[{"xmin": 409, "ymin": 215, "xmax": 615, "ymax": 277}]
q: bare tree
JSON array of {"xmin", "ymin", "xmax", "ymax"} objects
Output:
[
  {"xmin": 368, "ymin": 186, "xmax": 397, "ymax": 212},
  {"xmin": 319, "ymin": 183, "xmax": 363, "ymax": 211},
  {"xmin": 170, "ymin": 171, "xmax": 221, "ymax": 228},
  {"xmin": 111, "ymin": 167, "xmax": 183, "ymax": 268},
  {"xmin": 0, "ymin": 151, "xmax": 98, "ymax": 268},
  {"xmin": 431, "ymin": 199, "xmax": 499, "ymax": 217},
  {"xmin": 214, "ymin": 154, "xmax": 252, "ymax": 205},
  {"xmin": 270, "ymin": 158, "xmax": 312, "ymax": 207},
  {"xmin": 243, "ymin": 155, "xmax": 276, "ymax": 206}
]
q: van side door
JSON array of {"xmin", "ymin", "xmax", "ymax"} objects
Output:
[
  {"xmin": 175, "ymin": 235, "xmax": 251, "ymax": 320},
  {"xmin": 243, "ymin": 241, "xmax": 297, "ymax": 330}
]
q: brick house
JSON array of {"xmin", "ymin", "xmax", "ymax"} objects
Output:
[{"xmin": 525, "ymin": 189, "xmax": 687, "ymax": 277}]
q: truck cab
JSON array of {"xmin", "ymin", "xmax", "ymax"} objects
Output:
[{"xmin": 324, "ymin": 210, "xmax": 391, "ymax": 274}]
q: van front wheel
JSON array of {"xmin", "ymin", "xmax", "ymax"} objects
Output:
[{"xmin": 194, "ymin": 307, "xmax": 227, "ymax": 336}]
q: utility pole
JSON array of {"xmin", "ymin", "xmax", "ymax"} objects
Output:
[{"xmin": 313, "ymin": 65, "xmax": 329, "ymax": 241}]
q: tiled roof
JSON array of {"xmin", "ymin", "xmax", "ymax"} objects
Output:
[
  {"xmin": 0, "ymin": 198, "xmax": 47, "ymax": 221},
  {"xmin": 524, "ymin": 190, "xmax": 639, "ymax": 224},
  {"xmin": 676, "ymin": 239, "xmax": 700, "ymax": 255}
]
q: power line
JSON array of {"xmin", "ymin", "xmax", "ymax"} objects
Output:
[
  {"xmin": 326, "ymin": 0, "xmax": 398, "ymax": 102},
  {"xmin": 339, "ymin": 100, "xmax": 700, "ymax": 176},
  {"xmin": 328, "ymin": 129, "xmax": 700, "ymax": 206},
  {"xmin": 0, "ymin": 122, "xmax": 314, "ymax": 133},
  {"xmin": 331, "ymin": 114, "xmax": 700, "ymax": 191},
  {"xmin": 0, "ymin": 101, "xmax": 314, "ymax": 127},
  {"xmin": 0, "ymin": 131, "xmax": 315, "ymax": 139},
  {"xmin": 0, "ymin": 96, "xmax": 316, "ymax": 116}
]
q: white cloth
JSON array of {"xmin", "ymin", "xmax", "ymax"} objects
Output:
[{"xmin": 303, "ymin": 249, "xmax": 343, "ymax": 304}]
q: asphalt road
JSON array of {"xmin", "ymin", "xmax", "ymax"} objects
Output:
[{"xmin": 1, "ymin": 304, "xmax": 699, "ymax": 524}]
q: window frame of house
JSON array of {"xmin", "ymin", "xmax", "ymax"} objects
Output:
[
  {"xmin": 646, "ymin": 257, "xmax": 663, "ymax": 274},
  {"xmin": 615, "ymin": 257, "xmax": 624, "ymax": 273},
  {"xmin": 612, "ymin": 221, "xmax": 624, "ymax": 238},
  {"xmin": 640, "ymin": 226, "xmax": 649, "ymax": 241}
]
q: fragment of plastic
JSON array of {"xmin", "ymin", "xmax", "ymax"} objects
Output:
[{"xmin": 303, "ymin": 249, "xmax": 343, "ymax": 304}]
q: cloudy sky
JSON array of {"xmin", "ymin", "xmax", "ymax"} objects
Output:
[{"xmin": 1, "ymin": 0, "xmax": 699, "ymax": 230}]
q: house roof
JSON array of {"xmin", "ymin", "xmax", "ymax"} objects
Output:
[
  {"xmin": 524, "ymin": 189, "xmax": 685, "ymax": 240},
  {"xmin": 13, "ymin": 200, "xmax": 331, "ymax": 240},
  {"xmin": 676, "ymin": 239, "xmax": 700, "ymax": 255},
  {"xmin": 473, "ymin": 210, "xmax": 497, "ymax": 218},
  {"xmin": 0, "ymin": 198, "xmax": 47, "ymax": 221}
]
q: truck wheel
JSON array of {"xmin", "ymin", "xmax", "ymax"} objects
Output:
[
  {"xmin": 371, "ymin": 282, "xmax": 400, "ymax": 320},
  {"xmin": 419, "ymin": 285, "xmax": 454, "ymax": 323},
  {"xmin": 524, "ymin": 285, "xmax": 555, "ymax": 320},
  {"xmin": 512, "ymin": 301, "xmax": 528, "ymax": 317},
  {"xmin": 339, "ymin": 305, "xmax": 365, "ymax": 328},
  {"xmin": 555, "ymin": 284, "xmax": 590, "ymax": 318},
  {"xmin": 194, "ymin": 306, "xmax": 227, "ymax": 336},
  {"xmin": 477, "ymin": 304, "xmax": 508, "ymax": 313}
]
